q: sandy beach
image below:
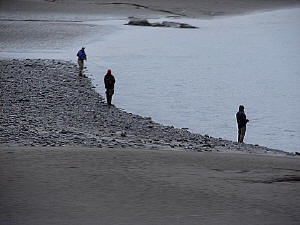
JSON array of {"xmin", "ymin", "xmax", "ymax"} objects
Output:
[
  {"xmin": 2, "ymin": 0, "xmax": 300, "ymax": 19},
  {"xmin": 1, "ymin": 146, "xmax": 300, "ymax": 225},
  {"xmin": 1, "ymin": 0, "xmax": 300, "ymax": 224}
]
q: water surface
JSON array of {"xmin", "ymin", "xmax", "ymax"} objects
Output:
[
  {"xmin": 2, "ymin": 8, "xmax": 299, "ymax": 152},
  {"xmin": 86, "ymin": 8, "xmax": 300, "ymax": 152}
]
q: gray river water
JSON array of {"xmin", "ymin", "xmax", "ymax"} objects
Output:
[
  {"xmin": 86, "ymin": 8, "xmax": 300, "ymax": 152},
  {"xmin": 2, "ymin": 8, "xmax": 299, "ymax": 152}
]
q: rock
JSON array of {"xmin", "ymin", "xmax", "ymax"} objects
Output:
[
  {"xmin": 60, "ymin": 129, "xmax": 73, "ymax": 134},
  {"xmin": 126, "ymin": 19, "xmax": 151, "ymax": 26},
  {"xmin": 161, "ymin": 21, "xmax": 197, "ymax": 29},
  {"xmin": 18, "ymin": 98, "xmax": 30, "ymax": 102},
  {"xmin": 126, "ymin": 19, "xmax": 198, "ymax": 29},
  {"xmin": 179, "ymin": 23, "xmax": 198, "ymax": 29}
]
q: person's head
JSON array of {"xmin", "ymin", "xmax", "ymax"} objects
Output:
[
  {"xmin": 107, "ymin": 69, "xmax": 111, "ymax": 75},
  {"xmin": 239, "ymin": 105, "xmax": 244, "ymax": 112},
  {"xmin": 81, "ymin": 47, "xmax": 85, "ymax": 51}
]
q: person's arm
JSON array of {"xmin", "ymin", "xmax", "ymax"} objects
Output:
[
  {"xmin": 243, "ymin": 113, "xmax": 249, "ymax": 124},
  {"xmin": 104, "ymin": 76, "xmax": 107, "ymax": 89},
  {"xmin": 236, "ymin": 113, "xmax": 240, "ymax": 124}
]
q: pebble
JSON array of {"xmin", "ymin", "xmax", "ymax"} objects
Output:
[{"xmin": 0, "ymin": 59, "xmax": 290, "ymax": 155}]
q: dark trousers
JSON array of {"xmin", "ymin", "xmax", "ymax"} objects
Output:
[
  {"xmin": 238, "ymin": 127, "xmax": 246, "ymax": 143},
  {"xmin": 106, "ymin": 89, "xmax": 114, "ymax": 105}
]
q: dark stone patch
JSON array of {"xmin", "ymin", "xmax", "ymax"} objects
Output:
[
  {"xmin": 262, "ymin": 176, "xmax": 300, "ymax": 184},
  {"xmin": 126, "ymin": 19, "xmax": 198, "ymax": 29}
]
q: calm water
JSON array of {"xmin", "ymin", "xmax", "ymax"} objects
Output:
[
  {"xmin": 2, "ymin": 8, "xmax": 299, "ymax": 152},
  {"xmin": 86, "ymin": 8, "xmax": 300, "ymax": 152}
]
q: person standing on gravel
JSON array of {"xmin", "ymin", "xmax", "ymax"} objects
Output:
[
  {"xmin": 236, "ymin": 105, "xmax": 249, "ymax": 143},
  {"xmin": 104, "ymin": 69, "xmax": 115, "ymax": 106},
  {"xmin": 77, "ymin": 47, "xmax": 87, "ymax": 76}
]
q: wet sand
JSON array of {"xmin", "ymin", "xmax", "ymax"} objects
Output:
[
  {"xmin": 2, "ymin": 0, "xmax": 300, "ymax": 19},
  {"xmin": 1, "ymin": 146, "xmax": 300, "ymax": 225},
  {"xmin": 1, "ymin": 0, "xmax": 300, "ymax": 52}
]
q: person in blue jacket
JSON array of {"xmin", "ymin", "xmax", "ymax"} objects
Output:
[{"xmin": 77, "ymin": 47, "xmax": 87, "ymax": 76}]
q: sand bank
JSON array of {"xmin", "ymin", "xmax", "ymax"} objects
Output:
[
  {"xmin": 2, "ymin": 0, "xmax": 300, "ymax": 20},
  {"xmin": 2, "ymin": 0, "xmax": 299, "ymax": 56},
  {"xmin": 1, "ymin": 146, "xmax": 300, "ymax": 225}
]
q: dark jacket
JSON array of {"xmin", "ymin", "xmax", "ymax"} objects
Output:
[
  {"xmin": 77, "ymin": 49, "xmax": 87, "ymax": 60},
  {"xmin": 236, "ymin": 110, "xmax": 249, "ymax": 129},
  {"xmin": 104, "ymin": 73, "xmax": 115, "ymax": 89}
]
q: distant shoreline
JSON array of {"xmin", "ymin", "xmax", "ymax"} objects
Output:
[{"xmin": 1, "ymin": 0, "xmax": 300, "ymax": 20}]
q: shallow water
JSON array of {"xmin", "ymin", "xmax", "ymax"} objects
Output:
[{"xmin": 86, "ymin": 8, "xmax": 300, "ymax": 152}]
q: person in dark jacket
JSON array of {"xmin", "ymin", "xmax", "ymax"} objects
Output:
[
  {"xmin": 236, "ymin": 105, "xmax": 249, "ymax": 143},
  {"xmin": 77, "ymin": 47, "xmax": 87, "ymax": 76},
  {"xmin": 104, "ymin": 69, "xmax": 115, "ymax": 106}
]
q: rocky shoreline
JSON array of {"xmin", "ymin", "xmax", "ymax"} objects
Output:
[{"xmin": 0, "ymin": 59, "xmax": 290, "ymax": 155}]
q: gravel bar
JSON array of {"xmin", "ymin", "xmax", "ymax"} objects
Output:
[{"xmin": 0, "ymin": 59, "xmax": 290, "ymax": 155}]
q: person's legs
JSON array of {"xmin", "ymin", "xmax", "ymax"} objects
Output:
[
  {"xmin": 78, "ymin": 59, "xmax": 83, "ymax": 75},
  {"xmin": 108, "ymin": 93, "xmax": 112, "ymax": 105},
  {"xmin": 109, "ymin": 89, "xmax": 114, "ymax": 105},
  {"xmin": 106, "ymin": 90, "xmax": 110, "ymax": 105},
  {"xmin": 106, "ymin": 89, "xmax": 114, "ymax": 105},
  {"xmin": 238, "ymin": 127, "xmax": 246, "ymax": 143}
]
